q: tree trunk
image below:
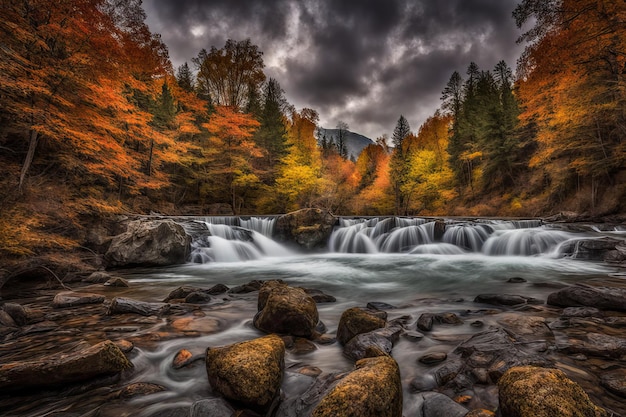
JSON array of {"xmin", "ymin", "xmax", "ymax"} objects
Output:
[{"xmin": 19, "ymin": 129, "xmax": 39, "ymax": 192}]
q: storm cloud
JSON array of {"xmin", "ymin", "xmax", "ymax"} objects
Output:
[{"xmin": 143, "ymin": 0, "xmax": 525, "ymax": 139}]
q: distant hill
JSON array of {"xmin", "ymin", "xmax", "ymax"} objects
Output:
[{"xmin": 317, "ymin": 128, "xmax": 374, "ymax": 160}]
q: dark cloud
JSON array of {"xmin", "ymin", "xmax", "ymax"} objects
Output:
[{"xmin": 143, "ymin": 0, "xmax": 525, "ymax": 139}]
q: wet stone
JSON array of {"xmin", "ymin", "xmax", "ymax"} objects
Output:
[
  {"xmin": 190, "ymin": 398, "xmax": 234, "ymax": 417},
  {"xmin": 52, "ymin": 292, "xmax": 106, "ymax": 308},
  {"xmin": 419, "ymin": 352, "xmax": 448, "ymax": 365},
  {"xmin": 366, "ymin": 301, "xmax": 397, "ymax": 311},
  {"xmin": 184, "ymin": 292, "xmax": 211, "ymax": 304},
  {"xmin": 114, "ymin": 339, "xmax": 134, "ymax": 353},
  {"xmin": 507, "ymin": 277, "xmax": 527, "ymax": 283},
  {"xmin": 104, "ymin": 277, "xmax": 129, "ymax": 287},
  {"xmin": 118, "ymin": 382, "xmax": 166, "ymax": 399},
  {"xmin": 403, "ymin": 331, "xmax": 425, "ymax": 342},
  {"xmin": 562, "ymin": 306, "xmax": 603, "ymax": 318},
  {"xmin": 600, "ymin": 369, "xmax": 626, "ymax": 398}
]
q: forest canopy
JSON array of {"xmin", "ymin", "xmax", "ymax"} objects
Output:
[{"xmin": 0, "ymin": 0, "xmax": 625, "ymax": 259}]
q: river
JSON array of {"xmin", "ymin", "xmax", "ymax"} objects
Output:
[{"xmin": 1, "ymin": 216, "xmax": 624, "ymax": 416}]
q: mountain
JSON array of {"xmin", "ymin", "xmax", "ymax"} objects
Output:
[{"xmin": 317, "ymin": 128, "xmax": 374, "ymax": 160}]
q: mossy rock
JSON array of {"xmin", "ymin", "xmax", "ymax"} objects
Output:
[
  {"xmin": 497, "ymin": 366, "xmax": 608, "ymax": 417},
  {"xmin": 311, "ymin": 355, "xmax": 402, "ymax": 417},
  {"xmin": 337, "ymin": 307, "xmax": 386, "ymax": 345},
  {"xmin": 254, "ymin": 281, "xmax": 319, "ymax": 338},
  {"xmin": 206, "ymin": 334, "xmax": 285, "ymax": 412}
]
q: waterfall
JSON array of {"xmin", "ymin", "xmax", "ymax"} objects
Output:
[
  {"xmin": 327, "ymin": 217, "xmax": 584, "ymax": 257},
  {"xmin": 189, "ymin": 218, "xmax": 290, "ymax": 263}
]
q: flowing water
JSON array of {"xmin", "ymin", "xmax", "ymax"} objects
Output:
[{"xmin": 2, "ymin": 216, "xmax": 624, "ymax": 416}]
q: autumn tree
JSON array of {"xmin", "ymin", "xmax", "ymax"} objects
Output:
[
  {"xmin": 273, "ymin": 108, "xmax": 324, "ymax": 211},
  {"xmin": 202, "ymin": 106, "xmax": 261, "ymax": 213},
  {"xmin": 193, "ymin": 39, "xmax": 266, "ymax": 110},
  {"xmin": 515, "ymin": 0, "xmax": 626, "ymax": 210}
]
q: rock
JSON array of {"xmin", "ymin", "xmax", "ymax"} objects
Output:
[
  {"xmin": 558, "ymin": 332, "xmax": 626, "ymax": 358},
  {"xmin": 173, "ymin": 349, "xmax": 194, "ymax": 369},
  {"xmin": 408, "ymin": 391, "xmax": 468, "ymax": 417},
  {"xmin": 403, "ymin": 331, "xmax": 425, "ymax": 342},
  {"xmin": 366, "ymin": 301, "xmax": 397, "ymax": 311},
  {"xmin": 451, "ymin": 327, "xmax": 551, "ymax": 385},
  {"xmin": 497, "ymin": 366, "xmax": 608, "ymax": 417},
  {"xmin": 496, "ymin": 314, "xmax": 553, "ymax": 340},
  {"xmin": 302, "ymin": 288, "xmax": 336, "ymax": 303},
  {"xmin": 0, "ymin": 340, "xmax": 132, "ymax": 390},
  {"xmin": 107, "ymin": 297, "xmax": 170, "ymax": 316},
  {"xmin": 52, "ymin": 291, "xmax": 105, "ymax": 308},
  {"xmin": 474, "ymin": 294, "xmax": 540, "ymax": 306},
  {"xmin": 507, "ymin": 277, "xmax": 527, "ymax": 283},
  {"xmin": 105, "ymin": 219, "xmax": 191, "ymax": 267},
  {"xmin": 254, "ymin": 281, "xmax": 319, "ymax": 338},
  {"xmin": 562, "ymin": 306, "xmax": 603, "ymax": 317},
  {"xmin": 170, "ymin": 317, "xmax": 220, "ymax": 334},
  {"xmin": 311, "ymin": 356, "xmax": 402, "ymax": 417},
  {"xmin": 145, "ymin": 406, "xmax": 190, "ymax": 417},
  {"xmin": 164, "ymin": 285, "xmax": 203, "ymax": 301},
  {"xmin": 118, "ymin": 382, "xmax": 166, "ymax": 398},
  {"xmin": 83, "ymin": 271, "xmax": 114, "ymax": 283},
  {"xmin": 207, "ymin": 283, "xmax": 230, "ymax": 295},
  {"xmin": 114, "ymin": 340, "xmax": 134, "ymax": 353},
  {"xmin": 230, "ymin": 280, "xmax": 263, "ymax": 294},
  {"xmin": 336, "ymin": 307, "xmax": 386, "ymax": 345},
  {"xmin": 206, "ymin": 334, "xmax": 285, "ymax": 412},
  {"xmin": 559, "ymin": 237, "xmax": 626, "ymax": 261},
  {"xmin": 417, "ymin": 312, "xmax": 463, "ymax": 331},
  {"xmin": 419, "ymin": 352, "xmax": 448, "ymax": 365},
  {"xmin": 190, "ymin": 398, "xmax": 235, "ymax": 417},
  {"xmin": 600, "ymin": 369, "xmax": 626, "ymax": 398},
  {"xmin": 433, "ymin": 359, "xmax": 464, "ymax": 386},
  {"xmin": 2, "ymin": 303, "xmax": 43, "ymax": 325},
  {"xmin": 274, "ymin": 208, "xmax": 336, "ymax": 250},
  {"xmin": 417, "ymin": 313, "xmax": 435, "ymax": 331},
  {"xmin": 185, "ymin": 292, "xmax": 211, "ymax": 304},
  {"xmin": 0, "ymin": 310, "xmax": 17, "ymax": 327},
  {"xmin": 104, "ymin": 277, "xmax": 129, "ymax": 287},
  {"xmin": 547, "ymin": 285, "xmax": 626, "ymax": 311},
  {"xmin": 344, "ymin": 332, "xmax": 392, "ymax": 361}
]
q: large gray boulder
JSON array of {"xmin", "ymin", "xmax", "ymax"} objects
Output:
[
  {"xmin": 105, "ymin": 220, "xmax": 191, "ymax": 267},
  {"xmin": 274, "ymin": 209, "xmax": 336, "ymax": 250}
]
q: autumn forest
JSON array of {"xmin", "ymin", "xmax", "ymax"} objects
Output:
[{"xmin": 1, "ymin": 0, "xmax": 625, "ymax": 260}]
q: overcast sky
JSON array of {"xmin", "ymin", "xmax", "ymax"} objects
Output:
[{"xmin": 143, "ymin": 0, "xmax": 527, "ymax": 140}]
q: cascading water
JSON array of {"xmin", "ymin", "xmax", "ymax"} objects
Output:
[
  {"xmin": 327, "ymin": 217, "xmax": 597, "ymax": 257},
  {"xmin": 188, "ymin": 217, "xmax": 291, "ymax": 263}
]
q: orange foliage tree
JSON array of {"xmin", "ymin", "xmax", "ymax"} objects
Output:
[{"xmin": 515, "ymin": 0, "xmax": 626, "ymax": 209}]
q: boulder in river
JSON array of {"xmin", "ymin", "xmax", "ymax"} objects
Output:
[
  {"xmin": 206, "ymin": 334, "xmax": 285, "ymax": 412},
  {"xmin": 274, "ymin": 208, "xmax": 336, "ymax": 249},
  {"xmin": 497, "ymin": 366, "xmax": 608, "ymax": 417},
  {"xmin": 254, "ymin": 281, "xmax": 319, "ymax": 338},
  {"xmin": 547, "ymin": 285, "xmax": 626, "ymax": 311},
  {"xmin": 311, "ymin": 355, "xmax": 402, "ymax": 417},
  {"xmin": 0, "ymin": 340, "xmax": 132, "ymax": 391},
  {"xmin": 558, "ymin": 236, "xmax": 626, "ymax": 261},
  {"xmin": 52, "ymin": 291, "xmax": 105, "ymax": 308},
  {"xmin": 105, "ymin": 219, "xmax": 191, "ymax": 268},
  {"xmin": 107, "ymin": 297, "xmax": 171, "ymax": 316},
  {"xmin": 337, "ymin": 307, "xmax": 386, "ymax": 345}
]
